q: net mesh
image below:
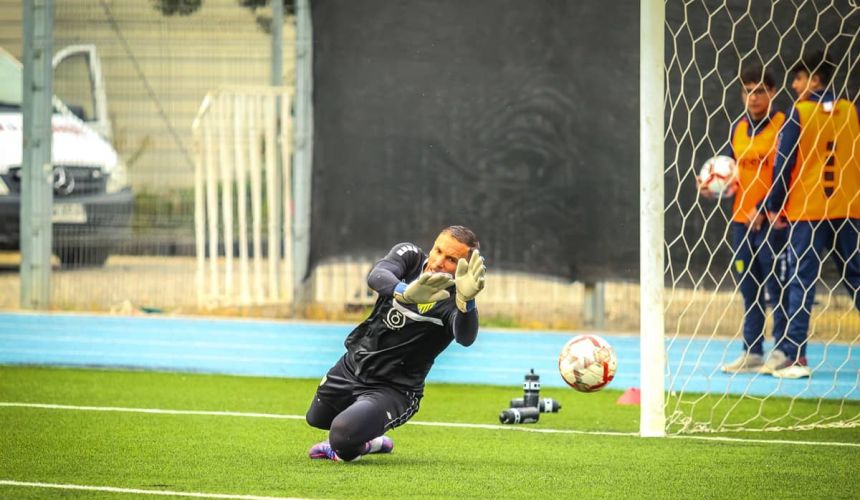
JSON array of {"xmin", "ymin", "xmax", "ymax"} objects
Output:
[{"xmin": 663, "ymin": 0, "xmax": 860, "ymax": 433}]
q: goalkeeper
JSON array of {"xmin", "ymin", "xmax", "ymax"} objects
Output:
[{"xmin": 305, "ymin": 225, "xmax": 486, "ymax": 462}]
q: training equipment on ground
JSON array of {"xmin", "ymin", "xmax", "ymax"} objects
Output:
[
  {"xmin": 394, "ymin": 272, "xmax": 454, "ymax": 304},
  {"xmin": 509, "ymin": 397, "xmax": 562, "ymax": 413},
  {"xmin": 499, "ymin": 406, "xmax": 540, "ymax": 424},
  {"xmin": 499, "ymin": 369, "xmax": 561, "ymax": 424},
  {"xmin": 697, "ymin": 155, "xmax": 738, "ymax": 198},
  {"xmin": 522, "ymin": 368, "xmax": 540, "ymax": 407},
  {"xmin": 558, "ymin": 334, "xmax": 617, "ymax": 392}
]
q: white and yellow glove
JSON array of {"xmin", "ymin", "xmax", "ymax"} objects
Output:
[
  {"xmin": 455, "ymin": 250, "xmax": 486, "ymax": 312},
  {"xmin": 394, "ymin": 272, "xmax": 455, "ymax": 304}
]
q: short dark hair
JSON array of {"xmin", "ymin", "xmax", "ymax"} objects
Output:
[
  {"xmin": 442, "ymin": 225, "xmax": 480, "ymax": 254},
  {"xmin": 792, "ymin": 49, "xmax": 835, "ymax": 86},
  {"xmin": 740, "ymin": 61, "xmax": 776, "ymax": 88}
]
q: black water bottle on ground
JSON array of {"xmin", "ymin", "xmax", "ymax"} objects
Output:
[
  {"xmin": 499, "ymin": 406, "xmax": 540, "ymax": 424},
  {"xmin": 523, "ymin": 369, "xmax": 540, "ymax": 408},
  {"xmin": 538, "ymin": 397, "xmax": 561, "ymax": 413},
  {"xmin": 510, "ymin": 397, "xmax": 561, "ymax": 413}
]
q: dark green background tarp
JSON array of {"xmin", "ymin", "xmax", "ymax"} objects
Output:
[{"xmin": 309, "ymin": 0, "xmax": 859, "ymax": 284}]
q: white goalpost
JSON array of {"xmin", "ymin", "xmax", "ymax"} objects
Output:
[
  {"xmin": 640, "ymin": 0, "xmax": 667, "ymax": 437},
  {"xmin": 642, "ymin": 0, "xmax": 860, "ymax": 435}
]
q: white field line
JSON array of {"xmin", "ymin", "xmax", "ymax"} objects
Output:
[
  {"xmin": 2, "ymin": 401, "xmax": 859, "ymax": 448},
  {"xmin": 0, "ymin": 402, "xmax": 306, "ymax": 421},
  {"xmin": 0, "ymin": 480, "xmax": 322, "ymax": 500}
]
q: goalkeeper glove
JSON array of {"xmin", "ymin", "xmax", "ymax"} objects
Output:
[
  {"xmin": 455, "ymin": 250, "xmax": 486, "ymax": 312},
  {"xmin": 394, "ymin": 272, "xmax": 455, "ymax": 304}
]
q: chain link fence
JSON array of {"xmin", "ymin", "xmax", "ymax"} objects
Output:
[{"xmin": 0, "ymin": 1, "xmax": 856, "ymax": 341}]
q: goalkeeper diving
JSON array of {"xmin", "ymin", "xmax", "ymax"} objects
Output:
[{"xmin": 305, "ymin": 225, "xmax": 486, "ymax": 462}]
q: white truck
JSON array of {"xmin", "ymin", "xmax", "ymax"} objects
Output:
[{"xmin": 0, "ymin": 45, "xmax": 132, "ymax": 267}]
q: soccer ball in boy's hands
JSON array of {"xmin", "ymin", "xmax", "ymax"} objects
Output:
[
  {"xmin": 558, "ymin": 334, "xmax": 617, "ymax": 392},
  {"xmin": 698, "ymin": 155, "xmax": 738, "ymax": 198}
]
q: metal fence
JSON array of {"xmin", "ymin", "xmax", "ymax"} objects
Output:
[{"xmin": 0, "ymin": 1, "xmax": 857, "ymax": 341}]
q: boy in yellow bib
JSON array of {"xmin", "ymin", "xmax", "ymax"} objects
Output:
[
  {"xmin": 701, "ymin": 63, "xmax": 789, "ymax": 373},
  {"xmin": 762, "ymin": 50, "xmax": 860, "ymax": 379}
]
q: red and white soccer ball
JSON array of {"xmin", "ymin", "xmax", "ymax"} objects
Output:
[
  {"xmin": 698, "ymin": 155, "xmax": 738, "ymax": 198},
  {"xmin": 558, "ymin": 334, "xmax": 617, "ymax": 393}
]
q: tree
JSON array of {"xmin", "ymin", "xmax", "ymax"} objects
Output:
[
  {"xmin": 152, "ymin": 0, "xmax": 202, "ymax": 16},
  {"xmin": 239, "ymin": 0, "xmax": 295, "ymax": 33}
]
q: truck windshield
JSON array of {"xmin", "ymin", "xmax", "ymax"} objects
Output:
[
  {"xmin": 0, "ymin": 49, "xmax": 68, "ymax": 114},
  {"xmin": 0, "ymin": 49, "xmax": 21, "ymax": 108},
  {"xmin": 0, "ymin": 50, "xmax": 22, "ymax": 109}
]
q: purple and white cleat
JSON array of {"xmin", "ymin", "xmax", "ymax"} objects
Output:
[
  {"xmin": 308, "ymin": 436, "xmax": 392, "ymax": 462},
  {"xmin": 366, "ymin": 435, "xmax": 394, "ymax": 455},
  {"xmin": 308, "ymin": 441, "xmax": 339, "ymax": 461}
]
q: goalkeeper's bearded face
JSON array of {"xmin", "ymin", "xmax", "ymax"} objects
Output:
[{"xmin": 424, "ymin": 232, "xmax": 470, "ymax": 276}]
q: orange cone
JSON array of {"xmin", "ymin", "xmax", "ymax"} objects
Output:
[{"xmin": 616, "ymin": 387, "xmax": 640, "ymax": 405}]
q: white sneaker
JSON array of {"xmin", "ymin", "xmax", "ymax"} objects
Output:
[
  {"xmin": 772, "ymin": 358, "xmax": 811, "ymax": 379},
  {"xmin": 721, "ymin": 353, "xmax": 764, "ymax": 373},
  {"xmin": 758, "ymin": 350, "xmax": 788, "ymax": 375}
]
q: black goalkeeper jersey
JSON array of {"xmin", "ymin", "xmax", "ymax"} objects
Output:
[{"xmin": 343, "ymin": 242, "xmax": 479, "ymax": 392}]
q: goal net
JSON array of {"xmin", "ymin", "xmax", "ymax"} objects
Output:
[{"xmin": 655, "ymin": 0, "xmax": 860, "ymax": 434}]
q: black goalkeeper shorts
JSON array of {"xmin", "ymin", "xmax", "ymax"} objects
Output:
[{"xmin": 306, "ymin": 354, "xmax": 422, "ymax": 432}]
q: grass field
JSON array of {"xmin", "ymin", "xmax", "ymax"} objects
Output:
[{"xmin": 1, "ymin": 366, "xmax": 858, "ymax": 499}]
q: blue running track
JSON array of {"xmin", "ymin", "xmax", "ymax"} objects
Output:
[{"xmin": 0, "ymin": 313, "xmax": 856, "ymax": 400}]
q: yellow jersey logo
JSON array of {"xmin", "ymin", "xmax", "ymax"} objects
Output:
[{"xmin": 417, "ymin": 302, "xmax": 436, "ymax": 314}]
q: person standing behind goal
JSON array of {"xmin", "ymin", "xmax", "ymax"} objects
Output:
[
  {"xmin": 762, "ymin": 49, "xmax": 860, "ymax": 379},
  {"xmin": 699, "ymin": 62, "xmax": 790, "ymax": 374},
  {"xmin": 305, "ymin": 225, "xmax": 486, "ymax": 462}
]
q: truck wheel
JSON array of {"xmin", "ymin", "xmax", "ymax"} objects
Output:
[{"xmin": 57, "ymin": 248, "xmax": 110, "ymax": 268}]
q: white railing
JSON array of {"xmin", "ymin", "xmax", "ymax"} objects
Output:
[{"xmin": 193, "ymin": 87, "xmax": 293, "ymax": 307}]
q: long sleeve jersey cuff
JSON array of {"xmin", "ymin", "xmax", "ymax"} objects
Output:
[
  {"xmin": 452, "ymin": 308, "xmax": 479, "ymax": 346},
  {"xmin": 367, "ymin": 261, "xmax": 406, "ymax": 296}
]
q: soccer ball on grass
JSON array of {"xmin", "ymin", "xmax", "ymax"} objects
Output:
[{"xmin": 558, "ymin": 334, "xmax": 617, "ymax": 392}]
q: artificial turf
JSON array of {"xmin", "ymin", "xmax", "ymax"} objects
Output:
[{"xmin": 0, "ymin": 366, "xmax": 857, "ymax": 499}]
